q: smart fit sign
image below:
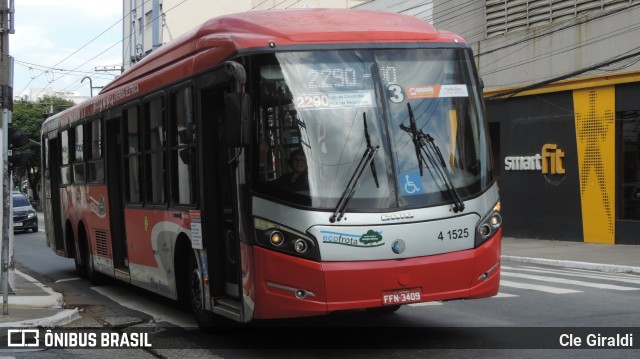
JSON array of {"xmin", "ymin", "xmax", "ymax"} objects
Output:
[{"xmin": 504, "ymin": 144, "xmax": 566, "ymax": 174}]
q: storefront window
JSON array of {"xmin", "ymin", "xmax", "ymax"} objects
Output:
[{"xmin": 618, "ymin": 110, "xmax": 640, "ymax": 220}]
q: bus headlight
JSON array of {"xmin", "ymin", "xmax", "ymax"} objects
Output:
[
  {"xmin": 475, "ymin": 202, "xmax": 502, "ymax": 247},
  {"xmin": 255, "ymin": 218, "xmax": 320, "ymax": 261},
  {"xmin": 269, "ymin": 230, "xmax": 285, "ymax": 246},
  {"xmin": 294, "ymin": 239, "xmax": 308, "ymax": 254}
]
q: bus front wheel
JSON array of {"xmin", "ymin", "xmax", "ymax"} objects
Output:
[{"xmin": 188, "ymin": 252, "xmax": 217, "ymax": 329}]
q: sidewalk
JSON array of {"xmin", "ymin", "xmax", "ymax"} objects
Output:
[
  {"xmin": 0, "ymin": 237, "xmax": 638, "ymax": 328},
  {"xmin": 502, "ymin": 236, "xmax": 640, "ymax": 274},
  {"xmin": 0, "ymin": 269, "xmax": 79, "ymax": 327}
]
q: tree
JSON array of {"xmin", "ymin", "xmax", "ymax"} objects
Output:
[{"xmin": 11, "ymin": 95, "xmax": 75, "ymax": 201}]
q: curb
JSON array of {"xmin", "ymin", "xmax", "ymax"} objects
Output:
[{"xmin": 502, "ymin": 255, "xmax": 640, "ymax": 275}]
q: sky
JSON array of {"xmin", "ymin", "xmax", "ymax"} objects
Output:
[{"xmin": 11, "ymin": 0, "xmax": 123, "ymax": 100}]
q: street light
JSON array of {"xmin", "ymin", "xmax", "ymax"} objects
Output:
[{"xmin": 82, "ymin": 76, "xmax": 94, "ymax": 98}]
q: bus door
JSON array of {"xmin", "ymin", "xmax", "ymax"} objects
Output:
[
  {"xmin": 44, "ymin": 135, "xmax": 65, "ymax": 255},
  {"xmin": 200, "ymin": 85, "xmax": 241, "ymax": 299},
  {"xmin": 105, "ymin": 117, "xmax": 129, "ymax": 274},
  {"xmin": 196, "ymin": 67, "xmax": 250, "ymax": 319}
]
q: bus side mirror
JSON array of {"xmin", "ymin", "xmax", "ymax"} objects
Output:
[{"xmin": 225, "ymin": 92, "xmax": 250, "ymax": 147}]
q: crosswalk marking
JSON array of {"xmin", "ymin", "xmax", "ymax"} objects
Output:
[
  {"xmin": 404, "ymin": 265, "xmax": 638, "ymax": 309},
  {"xmin": 502, "ymin": 265, "xmax": 640, "ymax": 285},
  {"xmin": 500, "ymin": 280, "xmax": 581, "ymax": 294},
  {"xmin": 566, "ymin": 267, "xmax": 640, "ymax": 280},
  {"xmin": 501, "ymin": 271, "xmax": 640, "ymax": 291}
]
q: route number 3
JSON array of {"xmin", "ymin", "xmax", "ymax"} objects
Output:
[{"xmin": 388, "ymin": 84, "xmax": 404, "ymax": 103}]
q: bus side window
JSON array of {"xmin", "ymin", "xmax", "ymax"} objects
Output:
[
  {"xmin": 124, "ymin": 106, "xmax": 143, "ymax": 204},
  {"xmin": 60, "ymin": 130, "xmax": 72, "ymax": 186},
  {"xmin": 87, "ymin": 118, "xmax": 104, "ymax": 183},
  {"xmin": 73, "ymin": 125, "xmax": 86, "ymax": 184},
  {"xmin": 144, "ymin": 96, "xmax": 167, "ymax": 205},
  {"xmin": 171, "ymin": 87, "xmax": 197, "ymax": 205}
]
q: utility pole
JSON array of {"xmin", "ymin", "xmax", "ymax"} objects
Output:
[{"xmin": 1, "ymin": 0, "xmax": 15, "ymax": 315}]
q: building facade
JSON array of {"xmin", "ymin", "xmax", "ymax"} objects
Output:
[
  {"xmin": 27, "ymin": 88, "xmax": 88, "ymax": 104},
  {"xmin": 354, "ymin": 0, "xmax": 640, "ymax": 245},
  {"xmin": 122, "ymin": 0, "xmax": 368, "ymax": 69}
]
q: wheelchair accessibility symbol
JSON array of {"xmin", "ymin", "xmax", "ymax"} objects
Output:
[{"xmin": 400, "ymin": 173, "xmax": 422, "ymax": 195}]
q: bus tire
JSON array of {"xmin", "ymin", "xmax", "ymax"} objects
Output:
[
  {"xmin": 74, "ymin": 247, "xmax": 87, "ymax": 279},
  {"xmin": 71, "ymin": 225, "xmax": 87, "ymax": 279},
  {"xmin": 79, "ymin": 227, "xmax": 102, "ymax": 285},
  {"xmin": 188, "ymin": 252, "xmax": 218, "ymax": 329}
]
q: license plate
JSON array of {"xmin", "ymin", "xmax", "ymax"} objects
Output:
[
  {"xmin": 382, "ymin": 287, "xmax": 422, "ymax": 305},
  {"xmin": 14, "ymin": 222, "xmax": 22, "ymax": 227}
]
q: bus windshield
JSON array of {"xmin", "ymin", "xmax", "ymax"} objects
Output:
[{"xmin": 255, "ymin": 48, "xmax": 493, "ymax": 210}]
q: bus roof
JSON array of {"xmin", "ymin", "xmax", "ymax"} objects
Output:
[{"xmin": 43, "ymin": 9, "xmax": 465, "ymax": 132}]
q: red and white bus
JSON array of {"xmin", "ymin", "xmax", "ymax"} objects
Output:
[{"xmin": 41, "ymin": 8, "xmax": 501, "ymax": 326}]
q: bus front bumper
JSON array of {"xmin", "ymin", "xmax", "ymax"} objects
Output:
[{"xmin": 252, "ymin": 228, "xmax": 501, "ymax": 319}]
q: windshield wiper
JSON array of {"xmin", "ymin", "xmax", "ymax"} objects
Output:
[
  {"xmin": 330, "ymin": 113, "xmax": 380, "ymax": 223},
  {"xmin": 364, "ymin": 113, "xmax": 380, "ymax": 189},
  {"xmin": 399, "ymin": 103, "xmax": 465, "ymax": 213}
]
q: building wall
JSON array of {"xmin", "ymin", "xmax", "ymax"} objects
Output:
[
  {"xmin": 478, "ymin": 2, "xmax": 640, "ymax": 244},
  {"xmin": 27, "ymin": 88, "xmax": 88, "ymax": 105},
  {"xmin": 487, "ymin": 79, "xmax": 640, "ymax": 245},
  {"xmin": 487, "ymin": 91, "xmax": 584, "ymax": 242},
  {"xmin": 353, "ymin": 0, "xmax": 433, "ymax": 17}
]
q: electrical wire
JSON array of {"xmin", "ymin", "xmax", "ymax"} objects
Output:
[{"xmin": 28, "ymin": 0, "xmax": 190, "ymax": 99}]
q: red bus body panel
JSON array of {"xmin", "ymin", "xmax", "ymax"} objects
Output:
[
  {"xmin": 59, "ymin": 185, "xmax": 111, "ymax": 255},
  {"xmin": 253, "ymin": 229, "xmax": 501, "ymax": 319}
]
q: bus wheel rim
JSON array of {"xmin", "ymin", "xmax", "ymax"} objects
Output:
[{"xmin": 190, "ymin": 269, "xmax": 204, "ymax": 311}]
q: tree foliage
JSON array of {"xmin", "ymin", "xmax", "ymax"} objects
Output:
[{"xmin": 12, "ymin": 95, "xmax": 75, "ymax": 201}]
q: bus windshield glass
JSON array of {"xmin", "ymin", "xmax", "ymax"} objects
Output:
[{"xmin": 255, "ymin": 48, "xmax": 493, "ymax": 210}]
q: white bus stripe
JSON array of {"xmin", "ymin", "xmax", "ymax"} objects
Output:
[
  {"xmin": 501, "ymin": 272, "xmax": 640, "ymax": 291},
  {"xmin": 500, "ymin": 280, "xmax": 582, "ymax": 294}
]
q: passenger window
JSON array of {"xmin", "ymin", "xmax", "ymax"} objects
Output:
[
  {"xmin": 73, "ymin": 125, "xmax": 85, "ymax": 184},
  {"xmin": 124, "ymin": 106, "xmax": 142, "ymax": 203},
  {"xmin": 145, "ymin": 96, "xmax": 167, "ymax": 204},
  {"xmin": 171, "ymin": 87, "xmax": 197, "ymax": 205},
  {"xmin": 87, "ymin": 119, "xmax": 104, "ymax": 183},
  {"xmin": 60, "ymin": 130, "xmax": 72, "ymax": 185}
]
